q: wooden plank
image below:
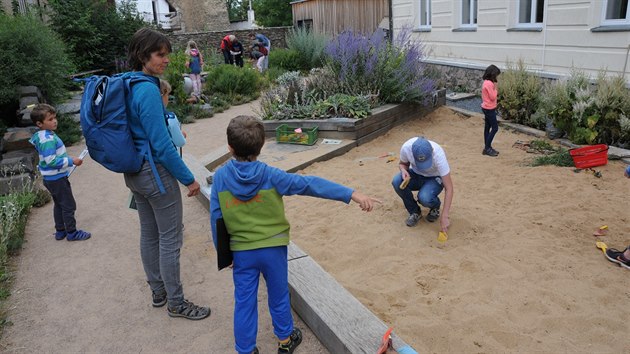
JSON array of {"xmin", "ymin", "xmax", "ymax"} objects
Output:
[
  {"xmin": 181, "ymin": 153, "xmax": 212, "ymax": 210},
  {"xmin": 201, "ymin": 145, "xmax": 232, "ymax": 172},
  {"xmin": 288, "ymin": 245, "xmax": 415, "ymax": 353}
]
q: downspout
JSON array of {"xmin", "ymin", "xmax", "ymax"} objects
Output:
[
  {"xmin": 388, "ymin": 0, "xmax": 393, "ymax": 41},
  {"xmin": 623, "ymin": 44, "xmax": 630, "ymax": 80},
  {"xmin": 541, "ymin": 0, "xmax": 549, "ymax": 71}
]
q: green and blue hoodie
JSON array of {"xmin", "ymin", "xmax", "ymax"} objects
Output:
[
  {"xmin": 30, "ymin": 130, "xmax": 73, "ymax": 181},
  {"xmin": 210, "ymin": 160, "xmax": 353, "ymax": 251}
]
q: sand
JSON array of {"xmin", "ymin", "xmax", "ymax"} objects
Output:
[
  {"xmin": 283, "ymin": 107, "xmax": 630, "ymax": 353},
  {"xmin": 3, "ymin": 103, "xmax": 629, "ymax": 353}
]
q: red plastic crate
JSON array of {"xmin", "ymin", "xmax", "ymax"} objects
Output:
[{"xmin": 569, "ymin": 144, "xmax": 608, "ymax": 169}]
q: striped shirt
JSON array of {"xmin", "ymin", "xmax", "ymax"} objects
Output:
[{"xmin": 29, "ymin": 130, "xmax": 73, "ymax": 180}]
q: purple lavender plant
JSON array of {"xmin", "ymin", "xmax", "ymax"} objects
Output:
[{"xmin": 324, "ymin": 27, "xmax": 435, "ymax": 104}]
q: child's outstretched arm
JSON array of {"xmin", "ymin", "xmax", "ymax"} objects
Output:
[{"xmin": 351, "ymin": 191, "xmax": 381, "ymax": 212}]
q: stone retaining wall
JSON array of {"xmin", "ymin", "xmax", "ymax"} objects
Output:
[{"xmin": 166, "ymin": 26, "xmax": 291, "ymax": 53}]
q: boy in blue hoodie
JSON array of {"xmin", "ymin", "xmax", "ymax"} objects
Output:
[
  {"xmin": 29, "ymin": 103, "xmax": 91, "ymax": 241},
  {"xmin": 210, "ymin": 115, "xmax": 379, "ymax": 354}
]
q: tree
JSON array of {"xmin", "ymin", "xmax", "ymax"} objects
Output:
[
  {"xmin": 47, "ymin": 0, "xmax": 148, "ymax": 73},
  {"xmin": 226, "ymin": 0, "xmax": 248, "ymax": 22},
  {"xmin": 253, "ymin": 0, "xmax": 292, "ymax": 27}
]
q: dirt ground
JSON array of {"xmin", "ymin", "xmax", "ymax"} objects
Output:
[
  {"xmin": 2, "ymin": 104, "xmax": 629, "ymax": 353},
  {"xmin": 283, "ymin": 107, "xmax": 630, "ymax": 353}
]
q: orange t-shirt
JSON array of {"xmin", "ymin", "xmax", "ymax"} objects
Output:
[{"xmin": 481, "ymin": 80, "xmax": 498, "ymax": 109}]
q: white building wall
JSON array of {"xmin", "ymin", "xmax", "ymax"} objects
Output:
[
  {"xmin": 394, "ymin": 0, "xmax": 630, "ymax": 81},
  {"xmin": 117, "ymin": 0, "xmax": 174, "ymax": 29}
]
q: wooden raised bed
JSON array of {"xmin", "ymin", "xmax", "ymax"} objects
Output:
[{"xmin": 263, "ymin": 88, "xmax": 446, "ymax": 146}]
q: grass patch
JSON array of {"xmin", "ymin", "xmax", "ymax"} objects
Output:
[{"xmin": 531, "ymin": 148, "xmax": 574, "ymax": 167}]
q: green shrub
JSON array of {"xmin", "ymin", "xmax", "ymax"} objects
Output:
[
  {"xmin": 540, "ymin": 69, "xmax": 617, "ymax": 145},
  {"xmin": 56, "ymin": 113, "xmax": 82, "ymax": 146},
  {"xmin": 162, "ymin": 51, "xmax": 189, "ymax": 105},
  {"xmin": 497, "ymin": 59, "xmax": 542, "ymax": 125},
  {"xmin": 0, "ymin": 14, "xmax": 74, "ymax": 114},
  {"xmin": 268, "ymin": 49, "xmax": 303, "ymax": 72},
  {"xmin": 285, "ymin": 27, "xmax": 329, "ymax": 70},
  {"xmin": 47, "ymin": 0, "xmax": 147, "ymax": 73},
  {"xmin": 204, "ymin": 65, "xmax": 262, "ymax": 99},
  {"xmin": 593, "ymin": 73, "xmax": 630, "ymax": 146}
]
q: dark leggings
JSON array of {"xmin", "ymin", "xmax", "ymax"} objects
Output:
[{"xmin": 482, "ymin": 108, "xmax": 499, "ymax": 149}]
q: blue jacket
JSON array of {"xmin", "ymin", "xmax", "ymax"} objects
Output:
[
  {"xmin": 255, "ymin": 33, "xmax": 270, "ymax": 48},
  {"xmin": 210, "ymin": 160, "xmax": 353, "ymax": 251},
  {"xmin": 125, "ymin": 72, "xmax": 194, "ymax": 186}
]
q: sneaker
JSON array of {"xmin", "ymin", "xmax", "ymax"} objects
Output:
[
  {"xmin": 605, "ymin": 248, "xmax": 630, "ymax": 270},
  {"xmin": 167, "ymin": 300, "xmax": 211, "ymax": 320},
  {"xmin": 152, "ymin": 289, "xmax": 167, "ymax": 308},
  {"xmin": 278, "ymin": 328, "xmax": 302, "ymax": 354},
  {"xmin": 482, "ymin": 148, "xmax": 498, "ymax": 157},
  {"xmin": 405, "ymin": 212, "xmax": 421, "ymax": 227},
  {"xmin": 54, "ymin": 230, "xmax": 66, "ymax": 240},
  {"xmin": 426, "ymin": 208, "xmax": 440, "ymax": 223}
]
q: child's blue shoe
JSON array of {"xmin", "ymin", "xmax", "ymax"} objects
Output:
[
  {"xmin": 54, "ymin": 230, "xmax": 66, "ymax": 240},
  {"xmin": 67, "ymin": 230, "xmax": 91, "ymax": 241}
]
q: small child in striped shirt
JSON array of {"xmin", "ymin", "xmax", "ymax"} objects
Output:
[{"xmin": 29, "ymin": 103, "xmax": 91, "ymax": 241}]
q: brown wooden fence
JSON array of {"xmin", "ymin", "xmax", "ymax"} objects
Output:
[{"xmin": 291, "ymin": 0, "xmax": 388, "ymax": 36}]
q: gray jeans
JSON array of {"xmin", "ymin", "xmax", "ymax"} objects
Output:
[{"xmin": 124, "ymin": 161, "xmax": 184, "ymax": 307}]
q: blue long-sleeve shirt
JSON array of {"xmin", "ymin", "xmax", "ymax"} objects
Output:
[{"xmin": 125, "ymin": 72, "xmax": 194, "ymax": 186}]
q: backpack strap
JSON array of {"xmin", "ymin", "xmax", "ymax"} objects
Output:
[{"xmin": 125, "ymin": 76, "xmax": 166, "ymax": 195}]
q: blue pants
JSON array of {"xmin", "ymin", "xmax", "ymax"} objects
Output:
[
  {"xmin": 124, "ymin": 162, "xmax": 185, "ymax": 307},
  {"xmin": 43, "ymin": 176, "xmax": 77, "ymax": 233},
  {"xmin": 391, "ymin": 170, "xmax": 443, "ymax": 215},
  {"xmin": 482, "ymin": 108, "xmax": 499, "ymax": 149},
  {"xmin": 233, "ymin": 246, "xmax": 293, "ymax": 354}
]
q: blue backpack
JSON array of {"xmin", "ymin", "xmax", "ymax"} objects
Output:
[{"xmin": 77, "ymin": 73, "xmax": 166, "ymax": 193}]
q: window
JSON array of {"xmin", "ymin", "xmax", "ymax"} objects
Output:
[
  {"xmin": 461, "ymin": 0, "xmax": 477, "ymax": 27},
  {"xmin": 604, "ymin": 0, "xmax": 629, "ymax": 23},
  {"xmin": 518, "ymin": 0, "xmax": 544, "ymax": 25},
  {"xmin": 297, "ymin": 19, "xmax": 313, "ymax": 30},
  {"xmin": 419, "ymin": 0, "xmax": 431, "ymax": 28}
]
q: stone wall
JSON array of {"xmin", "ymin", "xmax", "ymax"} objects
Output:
[
  {"xmin": 426, "ymin": 62, "xmax": 557, "ymax": 93},
  {"xmin": 169, "ymin": 0, "xmax": 230, "ymax": 33},
  {"xmin": 167, "ymin": 27, "xmax": 291, "ymax": 53}
]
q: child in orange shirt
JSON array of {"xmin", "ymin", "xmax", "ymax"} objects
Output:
[{"xmin": 481, "ymin": 64, "xmax": 501, "ymax": 157}]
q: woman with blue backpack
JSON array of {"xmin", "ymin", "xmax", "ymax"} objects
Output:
[
  {"xmin": 185, "ymin": 40, "xmax": 204, "ymax": 98},
  {"xmin": 124, "ymin": 28, "xmax": 210, "ymax": 321}
]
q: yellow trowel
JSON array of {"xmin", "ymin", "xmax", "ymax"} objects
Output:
[
  {"xmin": 437, "ymin": 231, "xmax": 448, "ymax": 243},
  {"xmin": 596, "ymin": 241, "xmax": 607, "ymax": 255}
]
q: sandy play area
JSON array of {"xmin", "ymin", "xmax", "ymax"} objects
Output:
[{"xmin": 283, "ymin": 107, "xmax": 630, "ymax": 353}]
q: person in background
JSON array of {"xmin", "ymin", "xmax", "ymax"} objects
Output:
[
  {"xmin": 185, "ymin": 40, "xmax": 204, "ymax": 98},
  {"xmin": 481, "ymin": 64, "xmax": 501, "ymax": 157},
  {"xmin": 220, "ymin": 34, "xmax": 237, "ymax": 65},
  {"xmin": 248, "ymin": 32, "xmax": 270, "ymax": 70}
]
